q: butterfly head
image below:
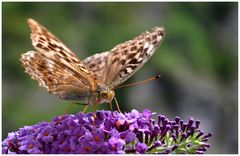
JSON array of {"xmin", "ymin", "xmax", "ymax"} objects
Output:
[{"xmin": 99, "ymin": 88, "xmax": 115, "ymax": 103}]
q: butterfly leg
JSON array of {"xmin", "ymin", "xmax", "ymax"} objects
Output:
[
  {"xmin": 71, "ymin": 102, "xmax": 89, "ymax": 113},
  {"xmin": 114, "ymin": 97, "xmax": 122, "ymax": 113},
  {"xmin": 60, "ymin": 103, "xmax": 73, "ymax": 120},
  {"xmin": 82, "ymin": 105, "xmax": 89, "ymax": 113},
  {"xmin": 109, "ymin": 102, "xmax": 113, "ymax": 111},
  {"xmin": 63, "ymin": 102, "xmax": 74, "ymax": 115},
  {"xmin": 93, "ymin": 104, "xmax": 97, "ymax": 118},
  {"xmin": 54, "ymin": 103, "xmax": 74, "ymax": 125}
]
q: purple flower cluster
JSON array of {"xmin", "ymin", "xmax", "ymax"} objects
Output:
[{"xmin": 2, "ymin": 109, "xmax": 212, "ymax": 154}]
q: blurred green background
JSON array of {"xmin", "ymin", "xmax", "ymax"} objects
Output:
[{"xmin": 2, "ymin": 2, "xmax": 237, "ymax": 154}]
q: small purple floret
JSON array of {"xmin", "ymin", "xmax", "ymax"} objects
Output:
[{"xmin": 135, "ymin": 142, "xmax": 147, "ymax": 154}]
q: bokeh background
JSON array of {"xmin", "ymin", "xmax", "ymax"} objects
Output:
[{"xmin": 2, "ymin": 2, "xmax": 237, "ymax": 154}]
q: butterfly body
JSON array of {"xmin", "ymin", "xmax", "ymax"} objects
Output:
[
  {"xmin": 58, "ymin": 85, "xmax": 115, "ymax": 105},
  {"xmin": 20, "ymin": 19, "xmax": 165, "ymax": 107}
]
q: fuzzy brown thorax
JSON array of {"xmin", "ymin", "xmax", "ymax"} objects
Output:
[{"xmin": 96, "ymin": 87, "xmax": 115, "ymax": 104}]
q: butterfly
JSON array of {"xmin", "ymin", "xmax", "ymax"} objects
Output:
[{"xmin": 20, "ymin": 18, "xmax": 165, "ymax": 112}]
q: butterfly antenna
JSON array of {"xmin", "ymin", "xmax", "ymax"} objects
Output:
[{"xmin": 116, "ymin": 74, "xmax": 161, "ymax": 89}]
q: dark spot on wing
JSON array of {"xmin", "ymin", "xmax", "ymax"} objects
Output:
[
  {"xmin": 71, "ymin": 58, "xmax": 79, "ymax": 63},
  {"xmin": 112, "ymin": 57, "xmax": 119, "ymax": 64},
  {"xmin": 97, "ymin": 60, "xmax": 102, "ymax": 64},
  {"xmin": 47, "ymin": 78, "xmax": 53, "ymax": 82},
  {"xmin": 90, "ymin": 64, "xmax": 96, "ymax": 68},
  {"xmin": 36, "ymin": 43, "xmax": 43, "ymax": 48},
  {"xmin": 145, "ymin": 37, "xmax": 151, "ymax": 41},
  {"xmin": 113, "ymin": 51, "xmax": 119, "ymax": 56},
  {"xmin": 152, "ymin": 34, "xmax": 157, "ymax": 40},
  {"xmin": 39, "ymin": 63, "xmax": 45, "ymax": 68},
  {"xmin": 39, "ymin": 37, "xmax": 45, "ymax": 41},
  {"xmin": 121, "ymin": 45, "xmax": 127, "ymax": 49},
  {"xmin": 60, "ymin": 50, "xmax": 67, "ymax": 57},
  {"xmin": 48, "ymin": 42, "xmax": 56, "ymax": 48},
  {"xmin": 128, "ymin": 65, "xmax": 137, "ymax": 70},
  {"xmin": 153, "ymin": 41, "xmax": 158, "ymax": 45},
  {"xmin": 48, "ymin": 45, "xmax": 55, "ymax": 51},
  {"xmin": 140, "ymin": 51, "xmax": 147, "ymax": 58},
  {"xmin": 130, "ymin": 46, "xmax": 137, "ymax": 51},
  {"xmin": 128, "ymin": 58, "xmax": 139, "ymax": 64},
  {"xmin": 120, "ymin": 59, "xmax": 126, "ymax": 65},
  {"xmin": 43, "ymin": 47, "xmax": 49, "ymax": 52},
  {"xmin": 123, "ymin": 69, "xmax": 128, "ymax": 74},
  {"xmin": 137, "ymin": 48, "xmax": 142, "ymax": 53},
  {"xmin": 158, "ymin": 30, "xmax": 164, "ymax": 36},
  {"xmin": 58, "ymin": 45, "xmax": 65, "ymax": 51},
  {"xmin": 123, "ymin": 50, "xmax": 128, "ymax": 55},
  {"xmin": 65, "ymin": 58, "xmax": 71, "ymax": 63},
  {"xmin": 127, "ymin": 53, "xmax": 137, "ymax": 59},
  {"xmin": 143, "ymin": 48, "xmax": 148, "ymax": 53}
]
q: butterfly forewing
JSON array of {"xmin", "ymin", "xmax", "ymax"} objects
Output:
[
  {"xmin": 28, "ymin": 19, "xmax": 97, "ymax": 89},
  {"xmin": 20, "ymin": 19, "xmax": 98, "ymax": 100},
  {"xmin": 83, "ymin": 27, "xmax": 165, "ymax": 88}
]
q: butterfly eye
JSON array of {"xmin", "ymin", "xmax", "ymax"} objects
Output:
[{"xmin": 101, "ymin": 92, "xmax": 108, "ymax": 98}]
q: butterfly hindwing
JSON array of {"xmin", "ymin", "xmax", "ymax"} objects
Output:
[{"xmin": 83, "ymin": 27, "xmax": 165, "ymax": 88}]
